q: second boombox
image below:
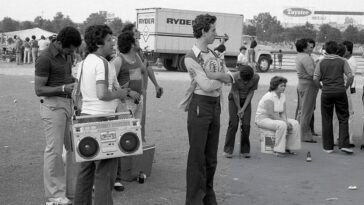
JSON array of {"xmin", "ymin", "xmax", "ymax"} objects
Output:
[{"xmin": 71, "ymin": 114, "xmax": 143, "ymax": 163}]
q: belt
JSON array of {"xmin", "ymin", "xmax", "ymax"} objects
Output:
[
  {"xmin": 58, "ymin": 93, "xmax": 72, "ymax": 99},
  {"xmin": 192, "ymin": 93, "xmax": 219, "ymax": 104}
]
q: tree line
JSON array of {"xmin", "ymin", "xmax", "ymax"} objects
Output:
[
  {"xmin": 245, "ymin": 13, "xmax": 364, "ymax": 44},
  {"xmin": 1, "ymin": 11, "xmax": 364, "ymax": 44},
  {"xmin": 0, "ymin": 11, "xmax": 131, "ymax": 37}
]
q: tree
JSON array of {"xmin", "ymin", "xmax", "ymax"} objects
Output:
[
  {"xmin": 317, "ymin": 24, "xmax": 342, "ymax": 43},
  {"xmin": 1, "ymin": 17, "xmax": 20, "ymax": 32},
  {"xmin": 243, "ymin": 24, "xmax": 256, "ymax": 36},
  {"xmin": 109, "ymin": 17, "xmax": 123, "ymax": 36},
  {"xmin": 342, "ymin": 25, "xmax": 359, "ymax": 43},
  {"xmin": 83, "ymin": 11, "xmax": 107, "ymax": 30},
  {"xmin": 283, "ymin": 22, "xmax": 316, "ymax": 42},
  {"xmin": 20, "ymin": 21, "xmax": 35, "ymax": 30},
  {"xmin": 52, "ymin": 12, "xmax": 76, "ymax": 33},
  {"xmin": 358, "ymin": 30, "xmax": 364, "ymax": 44},
  {"xmin": 252, "ymin": 12, "xmax": 284, "ymax": 42}
]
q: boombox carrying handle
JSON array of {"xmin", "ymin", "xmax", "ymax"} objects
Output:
[{"xmin": 73, "ymin": 112, "xmax": 133, "ymax": 120}]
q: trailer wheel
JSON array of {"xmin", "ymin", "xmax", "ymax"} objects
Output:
[
  {"xmin": 163, "ymin": 58, "xmax": 178, "ymax": 71},
  {"xmin": 256, "ymin": 56, "xmax": 271, "ymax": 72},
  {"xmin": 178, "ymin": 55, "xmax": 187, "ymax": 72}
]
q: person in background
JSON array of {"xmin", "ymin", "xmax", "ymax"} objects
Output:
[
  {"xmin": 35, "ymin": 26, "xmax": 82, "ymax": 205},
  {"xmin": 294, "ymin": 38, "xmax": 318, "ymax": 143},
  {"xmin": 313, "ymin": 41, "xmax": 353, "ymax": 154},
  {"xmin": 248, "ymin": 37, "xmax": 257, "ymax": 63},
  {"xmin": 14, "ymin": 35, "xmax": 22, "ymax": 65},
  {"xmin": 223, "ymin": 65, "xmax": 259, "ymax": 159},
  {"xmin": 23, "ymin": 37, "xmax": 31, "ymax": 64},
  {"xmin": 31, "ymin": 35, "xmax": 39, "ymax": 63},
  {"xmin": 73, "ymin": 24, "xmax": 129, "ymax": 205},
  {"xmin": 237, "ymin": 46, "xmax": 248, "ymax": 66},
  {"xmin": 333, "ymin": 41, "xmax": 356, "ymax": 147},
  {"xmin": 277, "ymin": 49, "xmax": 283, "ymax": 69},
  {"xmin": 214, "ymin": 33, "xmax": 229, "ymax": 63},
  {"xmin": 255, "ymin": 76, "xmax": 301, "ymax": 157},
  {"xmin": 38, "ymin": 35, "xmax": 50, "ymax": 55}
]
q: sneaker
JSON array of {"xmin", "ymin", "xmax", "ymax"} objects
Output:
[
  {"xmin": 114, "ymin": 181, "xmax": 125, "ymax": 192},
  {"xmin": 340, "ymin": 148, "xmax": 354, "ymax": 154},
  {"xmin": 223, "ymin": 152, "xmax": 233, "ymax": 158},
  {"xmin": 239, "ymin": 153, "xmax": 251, "ymax": 159},
  {"xmin": 323, "ymin": 149, "xmax": 334, "ymax": 153},
  {"xmin": 48, "ymin": 197, "xmax": 72, "ymax": 205}
]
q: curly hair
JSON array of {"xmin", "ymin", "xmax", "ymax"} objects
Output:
[
  {"xmin": 295, "ymin": 38, "xmax": 308, "ymax": 53},
  {"xmin": 325, "ymin": 41, "xmax": 338, "ymax": 54},
  {"xmin": 117, "ymin": 31, "xmax": 135, "ymax": 54},
  {"xmin": 56, "ymin": 26, "xmax": 82, "ymax": 48},
  {"xmin": 121, "ymin": 23, "xmax": 136, "ymax": 33},
  {"xmin": 84, "ymin": 25, "xmax": 112, "ymax": 53},
  {"xmin": 238, "ymin": 65, "xmax": 254, "ymax": 81},
  {"xmin": 336, "ymin": 43, "xmax": 346, "ymax": 57},
  {"xmin": 269, "ymin": 76, "xmax": 287, "ymax": 91},
  {"xmin": 342, "ymin": 40, "xmax": 353, "ymax": 54},
  {"xmin": 192, "ymin": 14, "xmax": 216, "ymax": 38}
]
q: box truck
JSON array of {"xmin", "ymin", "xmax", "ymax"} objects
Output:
[{"xmin": 136, "ymin": 8, "xmax": 245, "ymax": 72}]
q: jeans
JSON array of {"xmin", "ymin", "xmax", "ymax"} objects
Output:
[
  {"xmin": 321, "ymin": 92, "xmax": 350, "ymax": 150},
  {"xmin": 186, "ymin": 94, "xmax": 220, "ymax": 205},
  {"xmin": 224, "ymin": 96, "xmax": 251, "ymax": 154}
]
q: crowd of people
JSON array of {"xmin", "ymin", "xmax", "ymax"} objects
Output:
[{"xmin": 31, "ymin": 12, "xmax": 363, "ymax": 205}]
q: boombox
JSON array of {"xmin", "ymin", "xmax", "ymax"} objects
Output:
[{"xmin": 70, "ymin": 112, "xmax": 143, "ymax": 162}]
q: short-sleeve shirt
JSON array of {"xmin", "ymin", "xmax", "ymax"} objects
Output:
[
  {"xmin": 231, "ymin": 72, "xmax": 259, "ymax": 99},
  {"xmin": 78, "ymin": 54, "xmax": 120, "ymax": 115},
  {"xmin": 35, "ymin": 43, "xmax": 75, "ymax": 91},
  {"xmin": 255, "ymin": 91, "xmax": 286, "ymax": 122}
]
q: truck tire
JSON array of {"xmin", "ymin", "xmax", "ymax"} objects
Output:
[
  {"xmin": 256, "ymin": 56, "xmax": 271, "ymax": 72},
  {"xmin": 163, "ymin": 58, "xmax": 177, "ymax": 71},
  {"xmin": 178, "ymin": 55, "xmax": 187, "ymax": 72}
]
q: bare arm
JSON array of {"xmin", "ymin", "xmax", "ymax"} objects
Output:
[
  {"xmin": 96, "ymin": 83, "xmax": 129, "ymax": 101},
  {"xmin": 34, "ymin": 76, "xmax": 74, "ymax": 96},
  {"xmin": 111, "ymin": 56, "xmax": 122, "ymax": 77}
]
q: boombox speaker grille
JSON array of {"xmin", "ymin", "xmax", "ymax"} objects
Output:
[
  {"xmin": 119, "ymin": 132, "xmax": 140, "ymax": 153},
  {"xmin": 78, "ymin": 137, "xmax": 99, "ymax": 159}
]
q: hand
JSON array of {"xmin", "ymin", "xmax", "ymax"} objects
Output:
[
  {"xmin": 129, "ymin": 90, "xmax": 141, "ymax": 102},
  {"xmin": 188, "ymin": 69, "xmax": 197, "ymax": 78},
  {"xmin": 156, "ymin": 86, "xmax": 163, "ymax": 98},
  {"xmin": 117, "ymin": 88, "xmax": 129, "ymax": 99},
  {"xmin": 64, "ymin": 83, "xmax": 75, "ymax": 94},
  {"xmin": 237, "ymin": 109, "xmax": 245, "ymax": 118},
  {"xmin": 287, "ymin": 122, "xmax": 293, "ymax": 130}
]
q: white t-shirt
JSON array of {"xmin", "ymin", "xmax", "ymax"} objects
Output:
[
  {"xmin": 237, "ymin": 52, "xmax": 248, "ymax": 65},
  {"xmin": 78, "ymin": 54, "xmax": 120, "ymax": 115},
  {"xmin": 38, "ymin": 39, "xmax": 50, "ymax": 51}
]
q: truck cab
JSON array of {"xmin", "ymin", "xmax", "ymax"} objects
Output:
[{"xmin": 242, "ymin": 35, "xmax": 273, "ymax": 72}]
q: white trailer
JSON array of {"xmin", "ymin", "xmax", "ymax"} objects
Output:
[{"xmin": 136, "ymin": 8, "xmax": 244, "ymax": 71}]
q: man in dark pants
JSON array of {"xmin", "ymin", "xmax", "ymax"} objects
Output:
[
  {"xmin": 182, "ymin": 14, "xmax": 233, "ymax": 205},
  {"xmin": 313, "ymin": 41, "xmax": 353, "ymax": 154},
  {"xmin": 223, "ymin": 65, "xmax": 259, "ymax": 158}
]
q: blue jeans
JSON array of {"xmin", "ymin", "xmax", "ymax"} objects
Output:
[{"xmin": 186, "ymin": 94, "xmax": 220, "ymax": 205}]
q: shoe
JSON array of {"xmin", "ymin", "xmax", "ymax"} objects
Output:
[
  {"xmin": 48, "ymin": 197, "xmax": 72, "ymax": 205},
  {"xmin": 323, "ymin": 149, "xmax": 334, "ymax": 153},
  {"xmin": 303, "ymin": 139, "xmax": 317, "ymax": 143},
  {"xmin": 274, "ymin": 151, "xmax": 287, "ymax": 157},
  {"xmin": 114, "ymin": 181, "xmax": 125, "ymax": 192},
  {"xmin": 340, "ymin": 148, "xmax": 354, "ymax": 154},
  {"xmin": 223, "ymin": 152, "xmax": 233, "ymax": 158},
  {"xmin": 312, "ymin": 132, "xmax": 319, "ymax": 136},
  {"xmin": 240, "ymin": 153, "xmax": 251, "ymax": 158},
  {"xmin": 285, "ymin": 149, "xmax": 297, "ymax": 155},
  {"xmin": 349, "ymin": 144, "xmax": 355, "ymax": 148}
]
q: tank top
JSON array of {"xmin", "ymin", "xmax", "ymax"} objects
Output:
[{"xmin": 117, "ymin": 54, "xmax": 144, "ymax": 94}]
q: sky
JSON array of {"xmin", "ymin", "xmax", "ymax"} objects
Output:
[{"xmin": 1, "ymin": 0, "xmax": 363, "ymax": 23}]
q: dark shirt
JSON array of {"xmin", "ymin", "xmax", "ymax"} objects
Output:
[
  {"xmin": 117, "ymin": 54, "xmax": 144, "ymax": 94},
  {"xmin": 231, "ymin": 73, "xmax": 260, "ymax": 99},
  {"xmin": 277, "ymin": 53, "xmax": 283, "ymax": 61},
  {"xmin": 314, "ymin": 56, "xmax": 351, "ymax": 93},
  {"xmin": 35, "ymin": 43, "xmax": 75, "ymax": 88},
  {"xmin": 250, "ymin": 40, "xmax": 257, "ymax": 49},
  {"xmin": 214, "ymin": 44, "xmax": 226, "ymax": 53}
]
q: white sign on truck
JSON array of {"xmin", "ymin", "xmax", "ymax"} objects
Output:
[{"xmin": 136, "ymin": 7, "xmax": 244, "ymax": 71}]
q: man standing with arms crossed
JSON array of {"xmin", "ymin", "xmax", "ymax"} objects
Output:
[
  {"xmin": 295, "ymin": 38, "xmax": 318, "ymax": 143},
  {"xmin": 35, "ymin": 26, "xmax": 82, "ymax": 205},
  {"xmin": 183, "ymin": 14, "xmax": 233, "ymax": 205}
]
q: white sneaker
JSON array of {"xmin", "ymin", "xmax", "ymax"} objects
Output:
[
  {"xmin": 323, "ymin": 149, "xmax": 334, "ymax": 153},
  {"xmin": 48, "ymin": 197, "xmax": 72, "ymax": 205},
  {"xmin": 340, "ymin": 148, "xmax": 354, "ymax": 154}
]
